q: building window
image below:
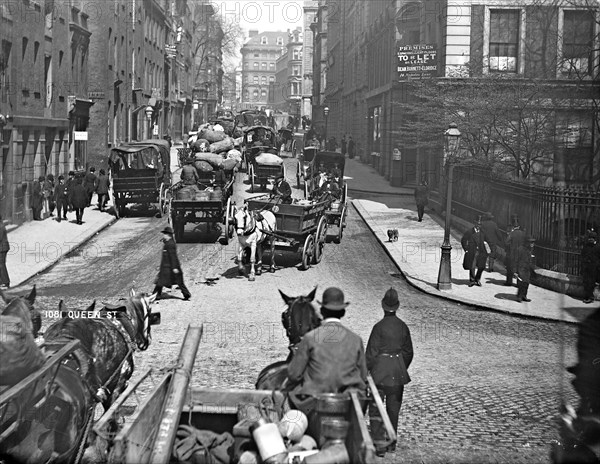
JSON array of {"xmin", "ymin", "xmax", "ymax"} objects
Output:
[
  {"xmin": 556, "ymin": 112, "xmax": 593, "ymax": 148},
  {"xmin": 561, "ymin": 10, "xmax": 594, "ymax": 76},
  {"xmin": 253, "ymin": 76, "xmax": 259, "ymax": 84},
  {"xmin": 253, "ymin": 62, "xmax": 258, "ymax": 69},
  {"xmin": 261, "ymin": 76, "xmax": 267, "ymax": 84},
  {"xmin": 254, "ymin": 53, "xmax": 259, "ymax": 57},
  {"xmin": 253, "ymin": 90, "xmax": 259, "ymax": 97},
  {"xmin": 277, "ymin": 36, "xmax": 283, "ymax": 45},
  {"xmin": 269, "ymin": 76, "xmax": 275, "ymax": 82},
  {"xmin": 261, "ymin": 62, "xmax": 266, "ymax": 69},
  {"xmin": 261, "ymin": 36, "xmax": 267, "ymax": 44},
  {"xmin": 293, "ymin": 49, "xmax": 300, "ymax": 60},
  {"xmin": 489, "ymin": 9, "xmax": 519, "ymax": 72},
  {"xmin": 261, "ymin": 89, "xmax": 267, "ymax": 97},
  {"xmin": 292, "ymin": 65, "xmax": 301, "ymax": 76},
  {"xmin": 269, "ymin": 62, "xmax": 275, "ymax": 70}
]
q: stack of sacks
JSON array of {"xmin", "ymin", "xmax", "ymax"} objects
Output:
[
  {"xmin": 194, "ymin": 152, "xmax": 223, "ymax": 169},
  {"xmin": 255, "ymin": 152, "xmax": 283, "ymax": 166},
  {"xmin": 233, "ymin": 137, "xmax": 243, "ymax": 148},
  {"xmin": 199, "ymin": 128, "xmax": 227, "ymax": 143},
  {"xmin": 209, "ymin": 137, "xmax": 234, "ymax": 154},
  {"xmin": 194, "ymin": 160, "xmax": 214, "ymax": 172},
  {"xmin": 192, "ymin": 138, "xmax": 210, "ymax": 153}
]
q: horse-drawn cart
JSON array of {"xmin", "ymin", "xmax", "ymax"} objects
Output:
[
  {"xmin": 168, "ymin": 176, "xmax": 236, "ymax": 244},
  {"xmin": 108, "ymin": 140, "xmax": 172, "ymax": 218},
  {"xmin": 93, "ymin": 325, "xmax": 395, "ymax": 464},
  {"xmin": 242, "ymin": 126, "xmax": 285, "ymax": 193},
  {"xmin": 246, "ymin": 197, "xmax": 330, "ymax": 269}
]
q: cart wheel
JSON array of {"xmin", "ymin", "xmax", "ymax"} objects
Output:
[
  {"xmin": 167, "ymin": 200, "xmax": 173, "ymax": 226},
  {"xmin": 337, "ymin": 206, "xmax": 347, "ymax": 243},
  {"xmin": 301, "ymin": 235, "xmax": 315, "ymax": 271},
  {"xmin": 158, "ymin": 183, "xmax": 165, "ymax": 217},
  {"xmin": 296, "ymin": 163, "xmax": 301, "ymax": 189},
  {"xmin": 313, "ymin": 216, "xmax": 328, "ymax": 264},
  {"xmin": 304, "ymin": 182, "xmax": 309, "ymax": 200},
  {"xmin": 291, "ymin": 141, "xmax": 297, "ymax": 158},
  {"xmin": 224, "ymin": 197, "xmax": 232, "ymax": 245},
  {"xmin": 343, "ymin": 183, "xmax": 348, "ymax": 204},
  {"xmin": 249, "ymin": 165, "xmax": 255, "ymax": 193}
]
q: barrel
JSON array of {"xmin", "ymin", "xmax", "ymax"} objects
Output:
[{"xmin": 315, "ymin": 394, "xmax": 351, "ymax": 446}]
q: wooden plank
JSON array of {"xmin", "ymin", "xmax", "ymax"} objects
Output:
[
  {"xmin": 148, "ymin": 325, "xmax": 203, "ymax": 464},
  {"xmin": 93, "ymin": 368, "xmax": 152, "ymax": 436},
  {"xmin": 366, "ymin": 375, "xmax": 397, "ymax": 450},
  {"xmin": 349, "ymin": 391, "xmax": 376, "ymax": 464},
  {"xmin": 108, "ymin": 372, "xmax": 172, "ymax": 464},
  {"xmin": 0, "ymin": 340, "xmax": 80, "ymax": 405}
]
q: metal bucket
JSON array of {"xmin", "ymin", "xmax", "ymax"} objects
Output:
[{"xmin": 315, "ymin": 394, "xmax": 351, "ymax": 446}]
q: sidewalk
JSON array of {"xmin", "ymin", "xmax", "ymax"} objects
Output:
[
  {"xmin": 6, "ymin": 144, "xmax": 182, "ymax": 289},
  {"xmin": 345, "ymin": 157, "xmax": 597, "ymax": 324}
]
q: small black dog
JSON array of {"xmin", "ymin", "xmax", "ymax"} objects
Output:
[{"xmin": 387, "ymin": 229, "xmax": 399, "ymax": 242}]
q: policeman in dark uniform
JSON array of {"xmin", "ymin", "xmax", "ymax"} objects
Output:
[{"xmin": 366, "ymin": 288, "xmax": 414, "ymax": 456}]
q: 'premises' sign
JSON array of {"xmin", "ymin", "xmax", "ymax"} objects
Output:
[{"xmin": 397, "ymin": 44, "xmax": 438, "ymax": 80}]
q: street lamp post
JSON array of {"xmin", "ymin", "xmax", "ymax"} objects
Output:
[
  {"xmin": 145, "ymin": 105, "xmax": 154, "ymax": 139},
  {"xmin": 436, "ymin": 123, "xmax": 462, "ymax": 291},
  {"xmin": 323, "ymin": 105, "xmax": 329, "ymax": 146}
]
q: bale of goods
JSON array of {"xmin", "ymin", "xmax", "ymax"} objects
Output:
[
  {"xmin": 176, "ymin": 185, "xmax": 200, "ymax": 200},
  {"xmin": 221, "ymin": 158, "xmax": 238, "ymax": 172},
  {"xmin": 227, "ymin": 149, "xmax": 242, "ymax": 162},
  {"xmin": 192, "ymin": 138, "xmax": 210, "ymax": 152},
  {"xmin": 0, "ymin": 314, "xmax": 45, "ymax": 385},
  {"xmin": 199, "ymin": 129, "xmax": 227, "ymax": 143},
  {"xmin": 194, "ymin": 153, "xmax": 223, "ymax": 169},
  {"xmin": 196, "ymin": 190, "xmax": 211, "ymax": 201},
  {"xmin": 255, "ymin": 152, "xmax": 283, "ymax": 166},
  {"xmin": 210, "ymin": 138, "xmax": 234, "ymax": 154},
  {"xmin": 194, "ymin": 160, "xmax": 214, "ymax": 172}
]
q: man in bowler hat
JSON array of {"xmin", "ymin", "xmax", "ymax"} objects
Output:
[
  {"xmin": 366, "ymin": 288, "xmax": 413, "ymax": 456},
  {"xmin": 287, "ymin": 287, "xmax": 368, "ymax": 433},
  {"xmin": 271, "ymin": 173, "xmax": 292, "ymax": 204},
  {"xmin": 461, "ymin": 216, "xmax": 489, "ymax": 287},
  {"xmin": 152, "ymin": 226, "xmax": 191, "ymax": 300}
]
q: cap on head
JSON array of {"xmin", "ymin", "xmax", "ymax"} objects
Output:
[
  {"xmin": 317, "ymin": 287, "xmax": 350, "ymax": 311},
  {"xmin": 474, "ymin": 215, "xmax": 482, "ymax": 226},
  {"xmin": 381, "ymin": 287, "xmax": 400, "ymax": 312},
  {"xmin": 161, "ymin": 226, "xmax": 174, "ymax": 235}
]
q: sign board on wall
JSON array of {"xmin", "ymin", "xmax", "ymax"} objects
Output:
[
  {"xmin": 74, "ymin": 131, "xmax": 88, "ymax": 141},
  {"xmin": 397, "ymin": 44, "xmax": 438, "ymax": 80}
]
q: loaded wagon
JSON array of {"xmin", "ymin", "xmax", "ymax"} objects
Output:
[
  {"xmin": 167, "ymin": 175, "xmax": 236, "ymax": 244},
  {"xmin": 108, "ymin": 140, "xmax": 171, "ymax": 219},
  {"xmin": 93, "ymin": 326, "xmax": 397, "ymax": 464},
  {"xmin": 242, "ymin": 126, "xmax": 285, "ymax": 193},
  {"xmin": 246, "ymin": 197, "xmax": 330, "ymax": 269}
]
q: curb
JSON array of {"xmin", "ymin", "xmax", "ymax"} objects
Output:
[
  {"xmin": 351, "ymin": 200, "xmax": 577, "ymax": 325},
  {"xmin": 347, "ymin": 186, "xmax": 413, "ymax": 196},
  {"xmin": 12, "ymin": 215, "xmax": 118, "ymax": 289}
]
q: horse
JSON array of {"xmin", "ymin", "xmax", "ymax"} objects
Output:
[
  {"xmin": 234, "ymin": 203, "xmax": 277, "ymax": 281},
  {"xmin": 0, "ymin": 287, "xmax": 92, "ymax": 464},
  {"xmin": 255, "ymin": 288, "xmax": 321, "ymax": 390},
  {"xmin": 43, "ymin": 289, "xmax": 158, "ymax": 411}
]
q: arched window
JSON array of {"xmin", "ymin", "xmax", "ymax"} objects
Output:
[
  {"xmin": 277, "ymin": 36, "xmax": 283, "ymax": 45},
  {"xmin": 253, "ymin": 62, "xmax": 258, "ymax": 69},
  {"xmin": 261, "ymin": 76, "xmax": 267, "ymax": 84},
  {"xmin": 261, "ymin": 36, "xmax": 268, "ymax": 44},
  {"xmin": 253, "ymin": 76, "xmax": 259, "ymax": 84},
  {"xmin": 261, "ymin": 89, "xmax": 267, "ymax": 97}
]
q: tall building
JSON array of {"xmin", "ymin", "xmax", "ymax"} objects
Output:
[
  {"xmin": 310, "ymin": 0, "xmax": 328, "ymax": 134},
  {"xmin": 302, "ymin": 1, "xmax": 318, "ymax": 120},
  {"xmin": 240, "ymin": 30, "xmax": 288, "ymax": 110},
  {"xmin": 0, "ymin": 0, "xmax": 92, "ymax": 223}
]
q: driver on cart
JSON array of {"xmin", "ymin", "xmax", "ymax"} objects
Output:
[
  {"xmin": 180, "ymin": 159, "xmax": 198, "ymax": 185},
  {"xmin": 271, "ymin": 174, "xmax": 292, "ymax": 204}
]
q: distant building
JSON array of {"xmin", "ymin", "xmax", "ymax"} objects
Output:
[
  {"xmin": 302, "ymin": 1, "xmax": 318, "ymax": 120},
  {"xmin": 240, "ymin": 30, "xmax": 287, "ymax": 110}
]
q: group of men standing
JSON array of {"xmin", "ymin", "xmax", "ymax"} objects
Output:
[
  {"xmin": 31, "ymin": 167, "xmax": 110, "ymax": 225},
  {"xmin": 286, "ymin": 286, "xmax": 413, "ymax": 457}
]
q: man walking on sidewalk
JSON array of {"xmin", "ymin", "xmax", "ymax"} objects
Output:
[
  {"xmin": 0, "ymin": 215, "xmax": 10, "ymax": 289},
  {"xmin": 581, "ymin": 231, "xmax": 600, "ymax": 304},
  {"xmin": 515, "ymin": 238, "xmax": 537, "ymax": 302},
  {"xmin": 70, "ymin": 177, "xmax": 88, "ymax": 225},
  {"xmin": 413, "ymin": 180, "xmax": 429, "ymax": 222},
  {"xmin": 505, "ymin": 217, "xmax": 526, "ymax": 286},
  {"xmin": 54, "ymin": 176, "xmax": 69, "ymax": 222},
  {"xmin": 366, "ymin": 288, "xmax": 413, "ymax": 457},
  {"xmin": 152, "ymin": 226, "xmax": 191, "ymax": 301},
  {"xmin": 96, "ymin": 169, "xmax": 110, "ymax": 211},
  {"xmin": 461, "ymin": 216, "xmax": 489, "ymax": 287},
  {"xmin": 481, "ymin": 212, "xmax": 503, "ymax": 272}
]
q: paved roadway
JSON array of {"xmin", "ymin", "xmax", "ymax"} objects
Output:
[{"xmin": 30, "ymin": 153, "xmax": 578, "ymax": 463}]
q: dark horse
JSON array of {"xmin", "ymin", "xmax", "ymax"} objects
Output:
[
  {"xmin": 0, "ymin": 288, "xmax": 158, "ymax": 464},
  {"xmin": 255, "ymin": 288, "xmax": 321, "ymax": 390},
  {"xmin": 44, "ymin": 289, "xmax": 158, "ymax": 410}
]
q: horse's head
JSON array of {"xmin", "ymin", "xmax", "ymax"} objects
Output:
[
  {"xmin": 279, "ymin": 287, "xmax": 321, "ymax": 347},
  {"xmin": 234, "ymin": 204, "xmax": 256, "ymax": 237},
  {"xmin": 126, "ymin": 289, "xmax": 158, "ymax": 351},
  {"xmin": 1, "ymin": 285, "xmax": 41, "ymax": 338}
]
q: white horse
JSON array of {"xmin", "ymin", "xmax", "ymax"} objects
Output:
[{"xmin": 234, "ymin": 204, "xmax": 277, "ymax": 281}]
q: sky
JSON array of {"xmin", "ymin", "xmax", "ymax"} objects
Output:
[{"xmin": 208, "ymin": 0, "xmax": 304, "ymax": 35}]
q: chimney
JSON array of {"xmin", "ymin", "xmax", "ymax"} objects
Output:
[{"xmin": 249, "ymin": 30, "xmax": 259, "ymax": 38}]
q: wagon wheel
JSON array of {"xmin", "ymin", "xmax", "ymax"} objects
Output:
[
  {"xmin": 313, "ymin": 216, "xmax": 328, "ymax": 264},
  {"xmin": 304, "ymin": 182, "xmax": 309, "ymax": 200},
  {"xmin": 158, "ymin": 182, "xmax": 170, "ymax": 217},
  {"xmin": 343, "ymin": 183, "xmax": 348, "ymax": 206},
  {"xmin": 113, "ymin": 194, "xmax": 121, "ymax": 219},
  {"xmin": 301, "ymin": 235, "xmax": 315, "ymax": 271},
  {"xmin": 296, "ymin": 162, "xmax": 301, "ymax": 189},
  {"xmin": 291, "ymin": 140, "xmax": 297, "ymax": 158},
  {"xmin": 167, "ymin": 199, "xmax": 174, "ymax": 226},
  {"xmin": 223, "ymin": 197, "xmax": 233, "ymax": 245},
  {"xmin": 337, "ymin": 205, "xmax": 347, "ymax": 243},
  {"xmin": 249, "ymin": 165, "xmax": 255, "ymax": 193}
]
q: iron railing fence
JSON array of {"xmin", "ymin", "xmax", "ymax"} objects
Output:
[{"xmin": 449, "ymin": 164, "xmax": 600, "ymax": 275}]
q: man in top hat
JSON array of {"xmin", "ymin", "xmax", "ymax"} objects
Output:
[
  {"xmin": 481, "ymin": 212, "xmax": 503, "ymax": 272},
  {"xmin": 461, "ymin": 216, "xmax": 489, "ymax": 287},
  {"xmin": 270, "ymin": 173, "xmax": 292, "ymax": 204},
  {"xmin": 366, "ymin": 288, "xmax": 413, "ymax": 456},
  {"xmin": 152, "ymin": 226, "xmax": 191, "ymax": 301},
  {"xmin": 505, "ymin": 216, "xmax": 526, "ymax": 286},
  {"xmin": 581, "ymin": 230, "xmax": 600, "ymax": 304},
  {"xmin": 286, "ymin": 287, "xmax": 368, "ymax": 425},
  {"xmin": 515, "ymin": 237, "xmax": 537, "ymax": 302}
]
